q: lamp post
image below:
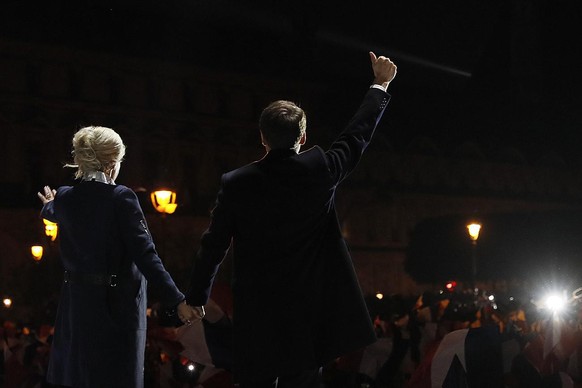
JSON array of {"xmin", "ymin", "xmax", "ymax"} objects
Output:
[
  {"xmin": 38, "ymin": 218, "xmax": 60, "ymax": 293},
  {"xmin": 466, "ymin": 222, "xmax": 482, "ymax": 292},
  {"xmin": 150, "ymin": 189, "xmax": 178, "ymax": 259}
]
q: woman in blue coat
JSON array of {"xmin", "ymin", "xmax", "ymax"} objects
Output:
[{"xmin": 38, "ymin": 126, "xmax": 197, "ymax": 388}]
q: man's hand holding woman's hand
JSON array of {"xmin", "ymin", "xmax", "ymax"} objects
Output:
[{"xmin": 177, "ymin": 300, "xmax": 205, "ymax": 325}]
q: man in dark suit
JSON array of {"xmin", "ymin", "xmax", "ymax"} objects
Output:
[{"xmin": 184, "ymin": 52, "xmax": 397, "ymax": 387}]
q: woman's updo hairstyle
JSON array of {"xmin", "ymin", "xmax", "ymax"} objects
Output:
[{"xmin": 65, "ymin": 126, "xmax": 126, "ymax": 179}]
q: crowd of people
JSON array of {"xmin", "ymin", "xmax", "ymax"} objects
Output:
[
  {"xmin": 325, "ymin": 287, "xmax": 582, "ymax": 388},
  {"xmin": 4, "ymin": 284, "xmax": 582, "ymax": 387}
]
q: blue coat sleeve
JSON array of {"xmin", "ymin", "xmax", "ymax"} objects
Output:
[
  {"xmin": 40, "ymin": 186, "xmax": 68, "ymax": 222},
  {"xmin": 114, "ymin": 185, "xmax": 185, "ymax": 307},
  {"xmin": 41, "ymin": 200, "xmax": 57, "ymax": 222}
]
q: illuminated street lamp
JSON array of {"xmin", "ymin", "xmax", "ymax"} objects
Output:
[
  {"xmin": 466, "ymin": 221, "xmax": 482, "ymax": 291},
  {"xmin": 467, "ymin": 223, "xmax": 481, "ymax": 242},
  {"xmin": 3, "ymin": 297, "xmax": 12, "ymax": 308},
  {"xmin": 151, "ymin": 190, "xmax": 178, "ymax": 214},
  {"xmin": 43, "ymin": 219, "xmax": 58, "ymax": 241},
  {"xmin": 31, "ymin": 245, "xmax": 44, "ymax": 261}
]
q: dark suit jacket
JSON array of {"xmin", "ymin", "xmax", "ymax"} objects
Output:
[
  {"xmin": 187, "ymin": 87, "xmax": 390, "ymax": 381},
  {"xmin": 41, "ymin": 182, "xmax": 184, "ymax": 388}
]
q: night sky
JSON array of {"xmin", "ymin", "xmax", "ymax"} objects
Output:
[{"xmin": 3, "ymin": 0, "xmax": 582, "ymax": 166}]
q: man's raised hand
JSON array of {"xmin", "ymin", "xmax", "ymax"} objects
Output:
[{"xmin": 370, "ymin": 52, "xmax": 397, "ymax": 89}]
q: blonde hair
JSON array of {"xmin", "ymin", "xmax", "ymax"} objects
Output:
[{"xmin": 65, "ymin": 126, "xmax": 126, "ymax": 179}]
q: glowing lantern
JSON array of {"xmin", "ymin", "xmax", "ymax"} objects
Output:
[
  {"xmin": 31, "ymin": 245, "xmax": 44, "ymax": 261},
  {"xmin": 466, "ymin": 222, "xmax": 482, "ymax": 242},
  {"xmin": 43, "ymin": 219, "xmax": 58, "ymax": 241},
  {"xmin": 3, "ymin": 298, "xmax": 12, "ymax": 308},
  {"xmin": 151, "ymin": 190, "xmax": 178, "ymax": 214}
]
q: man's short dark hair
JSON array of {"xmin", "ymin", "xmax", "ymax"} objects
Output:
[{"xmin": 259, "ymin": 100, "xmax": 307, "ymax": 150}]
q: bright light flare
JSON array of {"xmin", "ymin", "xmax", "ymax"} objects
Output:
[
  {"xmin": 187, "ymin": 363, "xmax": 195, "ymax": 372},
  {"xmin": 544, "ymin": 293, "xmax": 567, "ymax": 314},
  {"xmin": 375, "ymin": 293, "xmax": 384, "ymax": 300},
  {"xmin": 3, "ymin": 298, "xmax": 12, "ymax": 308}
]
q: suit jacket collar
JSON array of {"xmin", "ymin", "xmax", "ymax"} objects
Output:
[{"xmin": 263, "ymin": 149, "xmax": 298, "ymax": 161}]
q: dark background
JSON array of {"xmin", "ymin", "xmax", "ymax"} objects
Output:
[
  {"xmin": 2, "ymin": 0, "xmax": 582, "ymax": 165},
  {"xmin": 406, "ymin": 209, "xmax": 582, "ymax": 286}
]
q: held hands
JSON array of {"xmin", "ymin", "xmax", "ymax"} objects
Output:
[
  {"xmin": 369, "ymin": 52, "xmax": 397, "ymax": 90},
  {"xmin": 37, "ymin": 185, "xmax": 56, "ymax": 205},
  {"xmin": 177, "ymin": 300, "xmax": 205, "ymax": 325}
]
